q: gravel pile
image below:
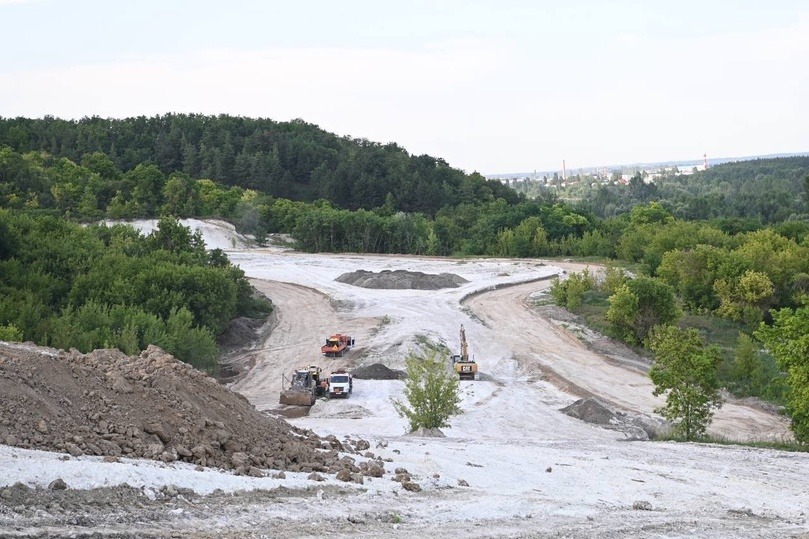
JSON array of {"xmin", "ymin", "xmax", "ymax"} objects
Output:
[
  {"xmin": 336, "ymin": 269, "xmax": 468, "ymax": 290},
  {"xmin": 351, "ymin": 363, "xmax": 406, "ymax": 380}
]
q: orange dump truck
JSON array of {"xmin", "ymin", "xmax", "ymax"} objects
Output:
[{"xmin": 321, "ymin": 334, "xmax": 354, "ymax": 357}]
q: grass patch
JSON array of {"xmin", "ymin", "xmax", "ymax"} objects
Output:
[
  {"xmin": 679, "ymin": 313, "xmax": 744, "ymax": 355},
  {"xmin": 653, "ymin": 433, "xmax": 805, "ymax": 453},
  {"xmin": 571, "ymin": 303, "xmax": 611, "ymax": 336}
]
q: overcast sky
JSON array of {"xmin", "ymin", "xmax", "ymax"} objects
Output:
[{"xmin": 1, "ymin": 0, "xmax": 807, "ymax": 174}]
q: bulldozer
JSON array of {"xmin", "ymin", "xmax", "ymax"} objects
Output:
[
  {"xmin": 451, "ymin": 324, "xmax": 479, "ymax": 381},
  {"xmin": 279, "ymin": 368, "xmax": 317, "ymax": 406}
]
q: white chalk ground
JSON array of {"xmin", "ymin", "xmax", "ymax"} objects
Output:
[{"xmin": 2, "ymin": 219, "xmax": 808, "ymax": 537}]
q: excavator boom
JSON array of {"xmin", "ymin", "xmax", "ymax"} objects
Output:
[{"xmin": 453, "ymin": 324, "xmax": 477, "ymax": 380}]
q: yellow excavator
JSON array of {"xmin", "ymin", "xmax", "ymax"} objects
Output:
[{"xmin": 451, "ymin": 324, "xmax": 478, "ymax": 381}]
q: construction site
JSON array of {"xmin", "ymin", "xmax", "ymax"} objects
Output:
[{"xmin": 2, "ymin": 221, "xmax": 808, "ymax": 538}]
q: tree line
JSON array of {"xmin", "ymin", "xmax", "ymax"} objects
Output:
[
  {"xmin": 516, "ymin": 156, "xmax": 809, "ymax": 224},
  {"xmin": 0, "ymin": 212, "xmax": 268, "ymax": 372},
  {"xmin": 0, "ymin": 114, "xmax": 518, "ymax": 216}
]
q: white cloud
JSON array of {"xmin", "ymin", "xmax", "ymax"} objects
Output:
[{"xmin": 2, "ymin": 14, "xmax": 808, "ymax": 173}]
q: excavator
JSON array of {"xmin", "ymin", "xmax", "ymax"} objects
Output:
[{"xmin": 451, "ymin": 324, "xmax": 478, "ymax": 381}]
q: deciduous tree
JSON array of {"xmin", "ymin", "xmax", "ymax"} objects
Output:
[
  {"xmin": 392, "ymin": 350, "xmax": 461, "ymax": 432},
  {"xmin": 648, "ymin": 326, "xmax": 723, "ymax": 440},
  {"xmin": 606, "ymin": 277, "xmax": 680, "ymax": 344},
  {"xmin": 755, "ymin": 302, "xmax": 809, "ymax": 443}
]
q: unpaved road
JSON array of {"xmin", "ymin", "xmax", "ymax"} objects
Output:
[
  {"xmin": 464, "ymin": 276, "xmax": 792, "ymax": 441},
  {"xmin": 231, "ymin": 280, "xmax": 381, "ymax": 410}
]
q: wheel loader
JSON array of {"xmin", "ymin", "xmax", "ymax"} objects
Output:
[
  {"xmin": 279, "ymin": 369, "xmax": 317, "ymax": 406},
  {"xmin": 451, "ymin": 324, "xmax": 479, "ymax": 381}
]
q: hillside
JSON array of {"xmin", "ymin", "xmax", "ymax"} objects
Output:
[
  {"xmin": 559, "ymin": 155, "xmax": 809, "ymax": 222},
  {"xmin": 0, "ymin": 114, "xmax": 519, "ymax": 215}
]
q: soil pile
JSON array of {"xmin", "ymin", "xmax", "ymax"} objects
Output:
[
  {"xmin": 336, "ymin": 269, "xmax": 468, "ymax": 290},
  {"xmin": 561, "ymin": 397, "xmax": 669, "ymax": 440},
  {"xmin": 351, "ymin": 363, "xmax": 406, "ymax": 380},
  {"xmin": 0, "ymin": 342, "xmax": 372, "ymax": 475},
  {"xmin": 561, "ymin": 397, "xmax": 620, "ymax": 425}
]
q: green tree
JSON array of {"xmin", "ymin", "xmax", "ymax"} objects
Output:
[
  {"xmin": 392, "ymin": 350, "xmax": 462, "ymax": 432},
  {"xmin": 161, "ymin": 172, "xmax": 198, "ymax": 217},
  {"xmin": 714, "ymin": 270, "xmax": 774, "ymax": 326},
  {"xmin": 160, "ymin": 307, "xmax": 218, "ymax": 373},
  {"xmin": 755, "ymin": 302, "xmax": 809, "ymax": 443},
  {"xmin": 0, "ymin": 324, "xmax": 23, "ymax": 341},
  {"xmin": 728, "ymin": 332, "xmax": 766, "ymax": 397},
  {"xmin": 606, "ymin": 277, "xmax": 680, "ymax": 344},
  {"xmin": 648, "ymin": 325, "xmax": 723, "ymax": 440},
  {"xmin": 601, "ymin": 264, "xmax": 629, "ymax": 295},
  {"xmin": 629, "ymin": 201, "xmax": 674, "ymax": 226}
]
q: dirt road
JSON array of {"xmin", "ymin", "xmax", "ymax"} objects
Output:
[
  {"xmin": 4, "ymin": 230, "xmax": 807, "ymax": 538},
  {"xmin": 231, "ymin": 280, "xmax": 382, "ymax": 410},
  {"xmin": 464, "ymin": 277, "xmax": 791, "ymax": 441}
]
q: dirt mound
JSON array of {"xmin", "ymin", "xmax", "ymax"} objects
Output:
[
  {"xmin": 351, "ymin": 363, "xmax": 406, "ymax": 380},
  {"xmin": 406, "ymin": 427, "xmax": 445, "ymax": 437},
  {"xmin": 561, "ymin": 397, "xmax": 621, "ymax": 425},
  {"xmin": 561, "ymin": 397, "xmax": 669, "ymax": 440},
  {"xmin": 336, "ymin": 269, "xmax": 468, "ymax": 290},
  {"xmin": 0, "ymin": 342, "xmax": 371, "ymax": 475}
]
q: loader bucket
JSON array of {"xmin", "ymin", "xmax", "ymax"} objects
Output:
[{"xmin": 279, "ymin": 390, "xmax": 315, "ymax": 406}]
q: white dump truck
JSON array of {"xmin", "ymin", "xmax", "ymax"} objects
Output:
[{"xmin": 328, "ymin": 370, "xmax": 353, "ymax": 399}]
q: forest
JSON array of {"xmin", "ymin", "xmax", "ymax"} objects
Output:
[
  {"xmin": 1, "ymin": 114, "xmax": 808, "ymax": 441},
  {"xmin": 0, "ymin": 114, "xmax": 518, "ymax": 216},
  {"xmin": 0, "ymin": 212, "xmax": 268, "ymax": 372}
]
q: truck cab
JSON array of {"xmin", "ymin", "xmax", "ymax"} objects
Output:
[{"xmin": 328, "ymin": 370, "xmax": 353, "ymax": 398}]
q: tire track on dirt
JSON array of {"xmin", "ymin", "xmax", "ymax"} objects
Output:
[{"xmin": 463, "ymin": 271, "xmax": 792, "ymax": 442}]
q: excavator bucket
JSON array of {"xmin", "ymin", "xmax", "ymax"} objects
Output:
[
  {"xmin": 279, "ymin": 390, "xmax": 315, "ymax": 406},
  {"xmin": 279, "ymin": 370, "xmax": 316, "ymax": 406}
]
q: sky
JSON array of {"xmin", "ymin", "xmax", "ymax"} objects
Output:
[{"xmin": 1, "ymin": 0, "xmax": 808, "ymax": 174}]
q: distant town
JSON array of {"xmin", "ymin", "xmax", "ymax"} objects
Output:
[{"xmin": 487, "ymin": 152, "xmax": 809, "ymax": 188}]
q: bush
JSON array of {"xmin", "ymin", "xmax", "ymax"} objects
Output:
[
  {"xmin": 550, "ymin": 268, "xmax": 597, "ymax": 310},
  {"xmin": 606, "ymin": 276, "xmax": 680, "ymax": 344},
  {"xmin": 0, "ymin": 324, "xmax": 23, "ymax": 341}
]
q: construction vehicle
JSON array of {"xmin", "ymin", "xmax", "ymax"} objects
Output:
[
  {"xmin": 451, "ymin": 324, "xmax": 479, "ymax": 381},
  {"xmin": 279, "ymin": 368, "xmax": 317, "ymax": 406},
  {"xmin": 321, "ymin": 334, "xmax": 354, "ymax": 357},
  {"xmin": 308, "ymin": 365, "xmax": 328, "ymax": 396},
  {"xmin": 327, "ymin": 369, "xmax": 353, "ymax": 399}
]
